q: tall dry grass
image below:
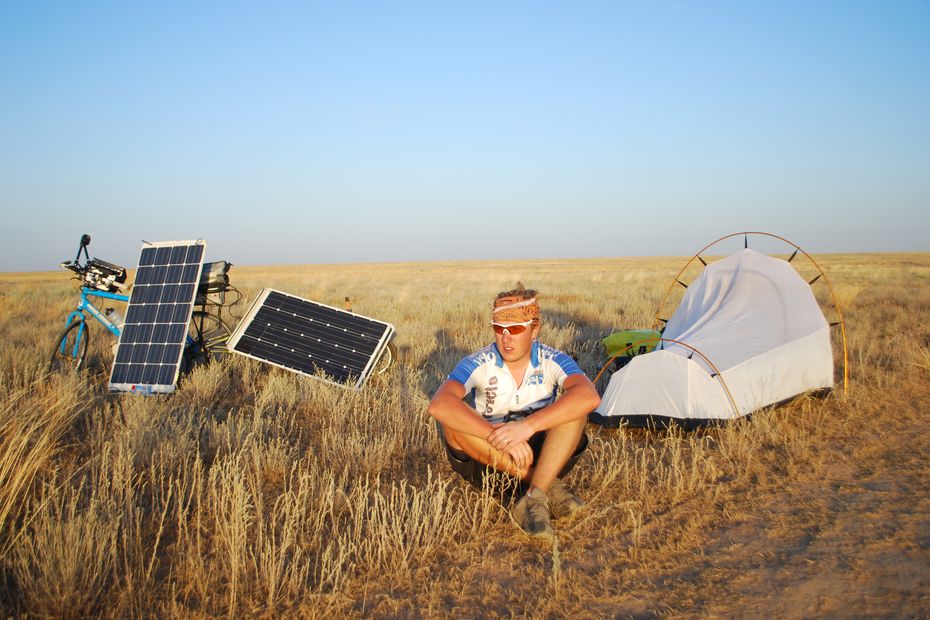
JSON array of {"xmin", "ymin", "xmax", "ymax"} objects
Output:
[{"xmin": 0, "ymin": 251, "xmax": 928, "ymax": 616}]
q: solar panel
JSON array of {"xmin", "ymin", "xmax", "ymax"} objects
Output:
[
  {"xmin": 109, "ymin": 240, "xmax": 206, "ymax": 394},
  {"xmin": 227, "ymin": 288, "xmax": 395, "ymax": 389}
]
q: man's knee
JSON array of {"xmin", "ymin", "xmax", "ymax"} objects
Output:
[
  {"xmin": 534, "ymin": 422, "xmax": 589, "ymax": 478},
  {"xmin": 441, "ymin": 422, "xmax": 464, "ymax": 451},
  {"xmin": 547, "ymin": 416, "xmax": 587, "ymax": 439},
  {"xmin": 439, "ymin": 423, "xmax": 529, "ymax": 480}
]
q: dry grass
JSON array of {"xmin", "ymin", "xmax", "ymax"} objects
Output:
[{"xmin": 1, "ymin": 252, "xmax": 929, "ymax": 617}]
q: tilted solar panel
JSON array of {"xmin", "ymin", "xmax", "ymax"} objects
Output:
[
  {"xmin": 109, "ymin": 240, "xmax": 206, "ymax": 394},
  {"xmin": 228, "ymin": 288, "xmax": 395, "ymax": 389}
]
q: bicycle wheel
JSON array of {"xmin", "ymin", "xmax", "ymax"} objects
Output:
[
  {"xmin": 50, "ymin": 319, "xmax": 88, "ymax": 372},
  {"xmin": 184, "ymin": 311, "xmax": 232, "ymax": 368}
]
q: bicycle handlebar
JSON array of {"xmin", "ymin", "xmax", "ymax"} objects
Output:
[
  {"xmin": 60, "ymin": 260, "xmax": 85, "ymax": 274},
  {"xmin": 59, "ymin": 236, "xmax": 128, "ymax": 293}
]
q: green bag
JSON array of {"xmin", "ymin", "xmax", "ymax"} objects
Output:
[{"xmin": 602, "ymin": 329, "xmax": 661, "ymax": 358}]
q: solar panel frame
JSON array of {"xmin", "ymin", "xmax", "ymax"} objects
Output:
[
  {"xmin": 227, "ymin": 288, "xmax": 395, "ymax": 389},
  {"xmin": 108, "ymin": 239, "xmax": 206, "ymax": 394}
]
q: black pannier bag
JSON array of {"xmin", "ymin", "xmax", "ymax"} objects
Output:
[
  {"xmin": 86, "ymin": 258, "xmax": 128, "ymax": 292},
  {"xmin": 196, "ymin": 261, "xmax": 231, "ymax": 305}
]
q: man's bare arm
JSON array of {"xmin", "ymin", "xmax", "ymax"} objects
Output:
[
  {"xmin": 487, "ymin": 374, "xmax": 600, "ymax": 449},
  {"xmin": 526, "ymin": 374, "xmax": 600, "ymax": 433},
  {"xmin": 428, "ymin": 379, "xmax": 534, "ymax": 470},
  {"xmin": 427, "ymin": 379, "xmax": 496, "ymax": 439}
]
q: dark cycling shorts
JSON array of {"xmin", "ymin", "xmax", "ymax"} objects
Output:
[{"xmin": 438, "ymin": 422, "xmax": 589, "ymax": 488}]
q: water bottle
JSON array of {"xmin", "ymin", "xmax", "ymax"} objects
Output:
[{"xmin": 106, "ymin": 307, "xmax": 125, "ymax": 330}]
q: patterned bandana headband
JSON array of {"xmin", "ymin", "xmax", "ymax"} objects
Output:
[{"xmin": 492, "ymin": 296, "xmax": 540, "ymax": 324}]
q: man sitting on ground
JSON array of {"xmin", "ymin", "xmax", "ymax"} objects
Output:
[{"xmin": 427, "ymin": 285, "xmax": 600, "ymax": 539}]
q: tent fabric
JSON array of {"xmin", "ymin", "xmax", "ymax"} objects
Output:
[{"xmin": 595, "ymin": 249, "xmax": 834, "ymax": 423}]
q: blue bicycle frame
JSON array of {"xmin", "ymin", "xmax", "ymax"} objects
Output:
[{"xmin": 57, "ymin": 287, "xmax": 128, "ymax": 359}]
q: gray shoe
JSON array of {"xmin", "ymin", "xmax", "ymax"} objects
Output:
[
  {"xmin": 512, "ymin": 487, "xmax": 554, "ymax": 540},
  {"xmin": 548, "ymin": 478, "xmax": 584, "ymax": 519}
]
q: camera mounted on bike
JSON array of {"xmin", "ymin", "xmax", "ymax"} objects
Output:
[{"xmin": 75, "ymin": 233, "xmax": 92, "ymax": 264}]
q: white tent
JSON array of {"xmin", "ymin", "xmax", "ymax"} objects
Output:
[{"xmin": 593, "ymin": 248, "xmax": 834, "ymax": 425}]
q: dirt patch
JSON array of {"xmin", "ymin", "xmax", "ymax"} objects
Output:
[{"xmin": 647, "ymin": 383, "xmax": 930, "ymax": 616}]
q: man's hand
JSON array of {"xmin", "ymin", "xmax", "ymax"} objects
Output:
[
  {"xmin": 488, "ymin": 419, "xmax": 535, "ymax": 453},
  {"xmin": 489, "ymin": 421, "xmax": 535, "ymax": 471},
  {"xmin": 504, "ymin": 440, "xmax": 533, "ymax": 471}
]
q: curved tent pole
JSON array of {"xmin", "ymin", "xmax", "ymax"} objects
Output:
[
  {"xmin": 592, "ymin": 337, "xmax": 741, "ymax": 419},
  {"xmin": 651, "ymin": 231, "xmax": 849, "ymax": 398}
]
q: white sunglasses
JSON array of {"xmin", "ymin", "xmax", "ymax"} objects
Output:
[{"xmin": 490, "ymin": 320, "xmax": 535, "ymax": 335}]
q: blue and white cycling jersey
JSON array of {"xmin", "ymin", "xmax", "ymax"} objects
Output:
[{"xmin": 448, "ymin": 341, "xmax": 584, "ymax": 422}]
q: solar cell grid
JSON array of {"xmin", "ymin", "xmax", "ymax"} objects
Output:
[
  {"xmin": 228, "ymin": 288, "xmax": 395, "ymax": 388},
  {"xmin": 108, "ymin": 240, "xmax": 206, "ymax": 394}
]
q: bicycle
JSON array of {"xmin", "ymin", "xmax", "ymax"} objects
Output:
[{"xmin": 50, "ymin": 234, "xmax": 234, "ymax": 374}]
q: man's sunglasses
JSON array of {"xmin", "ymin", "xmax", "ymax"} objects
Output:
[{"xmin": 491, "ymin": 320, "xmax": 535, "ymax": 336}]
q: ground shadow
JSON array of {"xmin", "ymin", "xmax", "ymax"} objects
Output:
[{"xmin": 415, "ymin": 328, "xmax": 470, "ymax": 400}]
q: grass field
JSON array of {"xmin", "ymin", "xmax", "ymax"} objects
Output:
[{"xmin": 1, "ymin": 249, "xmax": 929, "ymax": 617}]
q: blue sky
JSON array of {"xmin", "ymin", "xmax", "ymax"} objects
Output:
[{"xmin": 2, "ymin": 1, "xmax": 928, "ymax": 271}]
